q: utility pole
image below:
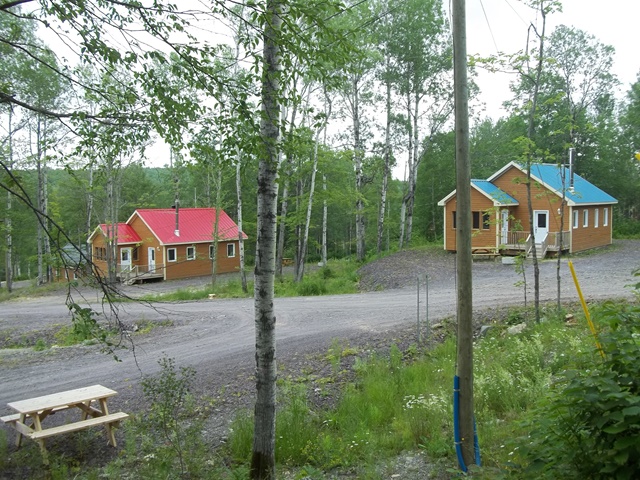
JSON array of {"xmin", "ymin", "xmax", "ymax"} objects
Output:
[{"xmin": 452, "ymin": 0, "xmax": 476, "ymax": 470}]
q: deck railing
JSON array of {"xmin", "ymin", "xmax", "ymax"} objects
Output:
[
  {"xmin": 547, "ymin": 230, "xmax": 571, "ymax": 251},
  {"xmin": 116, "ymin": 264, "xmax": 165, "ymax": 283},
  {"xmin": 502, "ymin": 230, "xmax": 529, "ymax": 247}
]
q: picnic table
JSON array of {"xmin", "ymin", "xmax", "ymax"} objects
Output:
[{"xmin": 1, "ymin": 385, "xmax": 128, "ymax": 464}]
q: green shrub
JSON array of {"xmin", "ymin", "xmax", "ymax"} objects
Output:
[
  {"xmin": 296, "ymin": 278, "xmax": 328, "ymax": 296},
  {"xmin": 518, "ymin": 300, "xmax": 640, "ymax": 479}
]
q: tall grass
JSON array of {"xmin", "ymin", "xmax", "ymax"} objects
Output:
[
  {"xmin": 141, "ymin": 259, "xmax": 360, "ymax": 302},
  {"xmin": 221, "ymin": 306, "xmax": 601, "ymax": 476}
]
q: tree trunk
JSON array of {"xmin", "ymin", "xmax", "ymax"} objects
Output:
[
  {"xmin": 377, "ymin": 69, "xmax": 392, "ymax": 254},
  {"xmin": 353, "ymin": 76, "xmax": 366, "ymax": 262},
  {"xmin": 5, "ymin": 108, "xmax": 14, "ymax": 292},
  {"xmin": 275, "ymin": 179, "xmax": 289, "ymax": 276},
  {"xmin": 36, "ymin": 117, "xmax": 45, "ymax": 285},
  {"xmin": 406, "ymin": 92, "xmax": 421, "ymax": 245},
  {"xmin": 251, "ymin": 1, "xmax": 282, "ymax": 477},
  {"xmin": 275, "ymin": 91, "xmax": 299, "ymax": 277},
  {"xmin": 399, "ymin": 90, "xmax": 413, "ymax": 250},
  {"xmin": 296, "ymin": 130, "xmax": 321, "ymax": 283},
  {"xmin": 86, "ymin": 164, "xmax": 95, "ymax": 237},
  {"xmin": 322, "ymin": 173, "xmax": 328, "ymax": 266},
  {"xmin": 211, "ymin": 166, "xmax": 222, "ymax": 286},
  {"xmin": 526, "ymin": 1, "xmax": 548, "ymax": 324},
  {"xmin": 236, "ymin": 150, "xmax": 248, "ymax": 293}
]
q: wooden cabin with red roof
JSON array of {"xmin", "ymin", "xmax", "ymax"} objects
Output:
[{"xmin": 88, "ymin": 208, "xmax": 248, "ymax": 282}]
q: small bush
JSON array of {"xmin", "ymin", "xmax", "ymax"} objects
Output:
[
  {"xmin": 296, "ymin": 278, "xmax": 328, "ymax": 296},
  {"xmin": 518, "ymin": 300, "xmax": 640, "ymax": 479}
]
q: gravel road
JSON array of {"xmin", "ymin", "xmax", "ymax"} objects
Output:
[{"xmin": 0, "ymin": 240, "xmax": 637, "ymax": 445}]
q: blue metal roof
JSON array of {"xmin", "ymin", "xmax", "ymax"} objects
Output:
[
  {"xmin": 529, "ymin": 163, "xmax": 618, "ymax": 205},
  {"xmin": 471, "ymin": 180, "xmax": 519, "ymax": 205}
]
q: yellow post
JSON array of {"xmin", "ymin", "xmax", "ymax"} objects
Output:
[{"xmin": 568, "ymin": 261, "xmax": 605, "ymax": 359}]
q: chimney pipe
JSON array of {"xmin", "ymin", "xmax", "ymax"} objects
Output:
[{"xmin": 568, "ymin": 148, "xmax": 575, "ymax": 192}]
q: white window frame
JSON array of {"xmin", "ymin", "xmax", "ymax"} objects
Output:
[
  {"xmin": 594, "ymin": 208, "xmax": 599, "ymax": 228},
  {"xmin": 167, "ymin": 248, "xmax": 177, "ymax": 262},
  {"xmin": 583, "ymin": 209, "xmax": 589, "ymax": 228},
  {"xmin": 603, "ymin": 207, "xmax": 609, "ymax": 226},
  {"xmin": 186, "ymin": 245, "xmax": 196, "ymax": 261},
  {"xmin": 572, "ymin": 210, "xmax": 579, "ymax": 229},
  {"xmin": 209, "ymin": 244, "xmax": 215, "ymax": 259},
  {"xmin": 226, "ymin": 242, "xmax": 236, "ymax": 258}
]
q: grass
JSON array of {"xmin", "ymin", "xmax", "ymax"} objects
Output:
[
  {"xmin": 139, "ymin": 259, "xmax": 360, "ymax": 302},
  {"xmin": 0, "ymin": 301, "xmax": 625, "ymax": 478}
]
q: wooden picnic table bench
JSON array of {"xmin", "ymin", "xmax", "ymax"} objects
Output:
[{"xmin": 1, "ymin": 385, "xmax": 128, "ymax": 464}]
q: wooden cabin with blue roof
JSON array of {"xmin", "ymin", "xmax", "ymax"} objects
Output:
[{"xmin": 437, "ymin": 161, "xmax": 618, "ymax": 257}]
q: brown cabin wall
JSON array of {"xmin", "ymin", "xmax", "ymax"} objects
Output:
[
  {"xmin": 163, "ymin": 241, "xmax": 241, "ymax": 280},
  {"xmin": 443, "ymin": 190, "xmax": 497, "ymax": 251},
  {"xmin": 570, "ymin": 205, "xmax": 613, "ymax": 253},
  {"xmin": 128, "ymin": 215, "xmax": 160, "ymax": 270},
  {"xmin": 492, "ymin": 167, "xmax": 564, "ymax": 233}
]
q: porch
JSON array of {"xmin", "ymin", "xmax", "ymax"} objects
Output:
[
  {"xmin": 500, "ymin": 230, "xmax": 571, "ymax": 258},
  {"xmin": 117, "ymin": 264, "xmax": 165, "ymax": 285}
]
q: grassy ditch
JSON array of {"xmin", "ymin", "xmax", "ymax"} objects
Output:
[
  {"xmin": 138, "ymin": 259, "xmax": 360, "ymax": 302},
  {"xmin": 3, "ymin": 296, "xmax": 639, "ymax": 479}
]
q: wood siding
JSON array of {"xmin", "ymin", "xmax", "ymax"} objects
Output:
[
  {"xmin": 443, "ymin": 190, "xmax": 497, "ymax": 251},
  {"xmin": 569, "ymin": 205, "xmax": 613, "ymax": 253},
  {"xmin": 163, "ymin": 241, "xmax": 240, "ymax": 280},
  {"xmin": 442, "ymin": 165, "xmax": 613, "ymax": 253}
]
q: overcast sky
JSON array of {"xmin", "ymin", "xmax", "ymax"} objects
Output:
[{"xmin": 461, "ymin": 0, "xmax": 640, "ymax": 120}]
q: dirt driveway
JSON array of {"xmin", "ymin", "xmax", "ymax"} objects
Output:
[{"xmin": 0, "ymin": 240, "xmax": 638, "ymax": 441}]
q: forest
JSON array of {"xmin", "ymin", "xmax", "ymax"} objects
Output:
[{"xmin": 1, "ymin": 1, "xmax": 639, "ymax": 287}]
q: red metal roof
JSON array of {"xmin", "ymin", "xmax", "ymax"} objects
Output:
[
  {"xmin": 132, "ymin": 208, "xmax": 248, "ymax": 245},
  {"xmin": 98, "ymin": 223, "xmax": 142, "ymax": 244}
]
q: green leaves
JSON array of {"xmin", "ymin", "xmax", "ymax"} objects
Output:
[{"xmin": 519, "ymin": 294, "xmax": 640, "ymax": 478}]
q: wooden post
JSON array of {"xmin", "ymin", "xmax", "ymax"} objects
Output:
[{"xmin": 452, "ymin": 0, "xmax": 476, "ymax": 469}]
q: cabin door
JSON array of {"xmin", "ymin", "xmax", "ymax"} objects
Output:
[
  {"xmin": 120, "ymin": 248, "xmax": 132, "ymax": 273},
  {"xmin": 148, "ymin": 247, "xmax": 156, "ymax": 273},
  {"xmin": 500, "ymin": 210, "xmax": 509, "ymax": 244},
  {"xmin": 533, "ymin": 210, "xmax": 549, "ymax": 243}
]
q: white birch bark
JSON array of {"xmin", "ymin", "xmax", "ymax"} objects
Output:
[
  {"xmin": 5, "ymin": 109, "xmax": 14, "ymax": 292},
  {"xmin": 353, "ymin": 75, "xmax": 366, "ymax": 262},
  {"xmin": 236, "ymin": 149, "xmax": 248, "ymax": 293},
  {"xmin": 251, "ymin": 0, "xmax": 281, "ymax": 477},
  {"xmin": 211, "ymin": 165, "xmax": 222, "ymax": 286},
  {"xmin": 377, "ymin": 69, "xmax": 392, "ymax": 254}
]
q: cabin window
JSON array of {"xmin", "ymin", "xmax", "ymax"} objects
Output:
[
  {"xmin": 583, "ymin": 209, "xmax": 589, "ymax": 227},
  {"xmin": 227, "ymin": 243, "xmax": 236, "ymax": 258},
  {"xmin": 603, "ymin": 208, "xmax": 609, "ymax": 226},
  {"xmin": 482, "ymin": 212, "xmax": 491, "ymax": 230},
  {"xmin": 209, "ymin": 245, "xmax": 215, "ymax": 259},
  {"xmin": 472, "ymin": 211, "xmax": 480, "ymax": 230},
  {"xmin": 132, "ymin": 247, "xmax": 139, "ymax": 261},
  {"xmin": 167, "ymin": 248, "xmax": 177, "ymax": 262},
  {"xmin": 186, "ymin": 246, "xmax": 196, "ymax": 260},
  {"xmin": 594, "ymin": 209, "xmax": 599, "ymax": 228},
  {"xmin": 573, "ymin": 210, "xmax": 579, "ymax": 229},
  {"xmin": 452, "ymin": 211, "xmax": 457, "ymax": 229}
]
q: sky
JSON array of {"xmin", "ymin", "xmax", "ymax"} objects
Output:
[
  {"xmin": 461, "ymin": 0, "xmax": 640, "ymax": 120},
  {"xmin": 153, "ymin": 0, "xmax": 640, "ymax": 173},
  {"xmin": 31, "ymin": 1, "xmax": 639, "ymax": 172}
]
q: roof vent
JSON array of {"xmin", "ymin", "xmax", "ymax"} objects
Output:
[{"xmin": 174, "ymin": 229, "xmax": 180, "ymax": 237}]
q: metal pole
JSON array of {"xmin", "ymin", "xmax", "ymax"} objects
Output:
[
  {"xmin": 417, "ymin": 275, "xmax": 421, "ymax": 344},
  {"xmin": 425, "ymin": 274, "xmax": 429, "ymax": 339}
]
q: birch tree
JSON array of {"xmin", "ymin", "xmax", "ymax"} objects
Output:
[{"xmin": 386, "ymin": 0, "xmax": 452, "ymax": 249}]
